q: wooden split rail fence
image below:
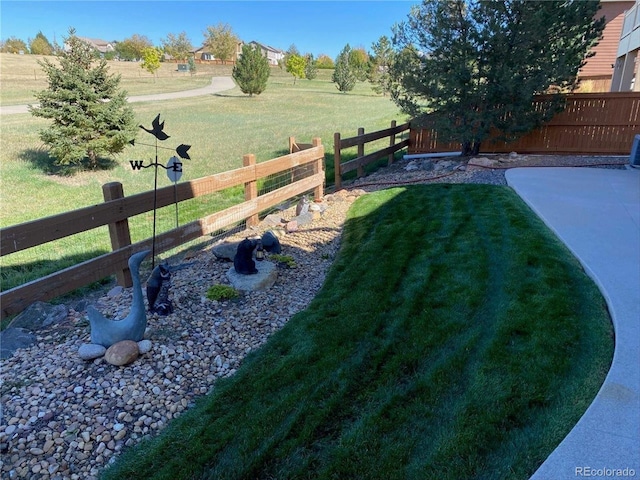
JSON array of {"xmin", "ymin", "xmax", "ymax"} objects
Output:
[
  {"xmin": 0, "ymin": 140, "xmax": 325, "ymax": 319},
  {"xmin": 334, "ymin": 121, "xmax": 411, "ymax": 190}
]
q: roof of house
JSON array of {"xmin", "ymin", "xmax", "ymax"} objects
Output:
[
  {"xmin": 248, "ymin": 41, "xmax": 284, "ymax": 54},
  {"xmin": 77, "ymin": 37, "xmax": 114, "ymax": 53}
]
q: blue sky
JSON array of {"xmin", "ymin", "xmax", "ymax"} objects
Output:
[{"xmin": 0, "ymin": 1, "xmax": 415, "ymax": 59}]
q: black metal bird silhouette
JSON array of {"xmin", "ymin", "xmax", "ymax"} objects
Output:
[
  {"xmin": 176, "ymin": 144, "xmax": 191, "ymax": 160},
  {"xmin": 139, "ymin": 114, "xmax": 170, "ymax": 141}
]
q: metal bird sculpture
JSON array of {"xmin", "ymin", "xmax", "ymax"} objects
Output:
[
  {"xmin": 86, "ymin": 250, "xmax": 150, "ymax": 347},
  {"xmin": 139, "ymin": 114, "xmax": 170, "ymax": 141}
]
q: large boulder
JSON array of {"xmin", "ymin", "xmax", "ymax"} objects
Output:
[
  {"xmin": 226, "ymin": 261, "xmax": 278, "ymax": 291},
  {"xmin": 8, "ymin": 301, "xmax": 68, "ymax": 332},
  {"xmin": 0, "ymin": 328, "xmax": 37, "ymax": 359}
]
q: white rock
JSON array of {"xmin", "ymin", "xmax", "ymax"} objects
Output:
[
  {"xmin": 78, "ymin": 344, "xmax": 106, "ymax": 361},
  {"xmin": 137, "ymin": 339, "xmax": 152, "ymax": 354}
]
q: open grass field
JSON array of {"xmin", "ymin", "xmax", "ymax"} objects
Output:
[
  {"xmin": 0, "ymin": 53, "xmax": 403, "ymax": 291},
  {"xmin": 0, "ymin": 53, "xmax": 233, "ymax": 105},
  {"xmin": 101, "ymin": 184, "xmax": 613, "ymax": 480}
]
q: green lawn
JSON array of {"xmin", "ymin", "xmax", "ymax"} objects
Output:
[
  {"xmin": 0, "ymin": 63, "xmax": 404, "ymax": 291},
  {"xmin": 100, "ymin": 185, "xmax": 613, "ymax": 480}
]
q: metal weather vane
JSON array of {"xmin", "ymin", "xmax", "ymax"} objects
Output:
[{"xmin": 129, "ymin": 114, "xmax": 192, "ymax": 269}]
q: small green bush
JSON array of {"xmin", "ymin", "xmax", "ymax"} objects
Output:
[
  {"xmin": 270, "ymin": 254, "xmax": 297, "ymax": 268},
  {"xmin": 206, "ymin": 284, "xmax": 239, "ymax": 301}
]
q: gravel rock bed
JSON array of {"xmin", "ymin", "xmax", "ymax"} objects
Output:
[{"xmin": 0, "ymin": 154, "xmax": 629, "ymax": 479}]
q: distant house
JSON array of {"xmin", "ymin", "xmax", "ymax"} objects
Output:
[
  {"xmin": 71, "ymin": 37, "xmax": 115, "ymax": 56},
  {"xmin": 247, "ymin": 41, "xmax": 285, "ymax": 66},
  {"xmin": 192, "ymin": 42, "xmax": 243, "ymax": 63},
  {"xmin": 577, "ymin": 0, "xmax": 636, "ymax": 91},
  {"xmin": 610, "ymin": 0, "xmax": 639, "ymax": 91}
]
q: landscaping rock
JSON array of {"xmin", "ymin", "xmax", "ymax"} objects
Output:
[
  {"xmin": 261, "ymin": 230, "xmax": 282, "ymax": 254},
  {"xmin": 467, "ymin": 157, "xmax": 500, "ymax": 169},
  {"xmin": 78, "ymin": 343, "xmax": 106, "ymax": 361},
  {"xmin": 138, "ymin": 339, "xmax": 153, "ymax": 354},
  {"xmin": 261, "ymin": 213, "xmax": 285, "ymax": 227},
  {"xmin": 104, "ymin": 340, "xmax": 139, "ymax": 366},
  {"xmin": 226, "ymin": 261, "xmax": 278, "ymax": 291},
  {"xmin": 211, "ymin": 240, "xmax": 240, "ymax": 261},
  {"xmin": 8, "ymin": 301, "xmax": 68, "ymax": 332},
  {"xmin": 286, "ymin": 220, "xmax": 298, "ymax": 233},
  {"xmin": 0, "ymin": 328, "xmax": 37, "ymax": 359}
]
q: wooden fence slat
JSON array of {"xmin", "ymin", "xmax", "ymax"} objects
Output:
[
  {"xmin": 254, "ymin": 146, "xmax": 324, "ymax": 178},
  {"xmin": 340, "ymin": 122, "xmax": 410, "ymax": 149},
  {"xmin": 340, "ymin": 139, "xmax": 410, "ymax": 174},
  {"xmin": 0, "ymin": 166, "xmax": 256, "ymax": 256}
]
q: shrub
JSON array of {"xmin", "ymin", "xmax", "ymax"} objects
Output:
[{"xmin": 206, "ymin": 284, "xmax": 240, "ymax": 301}]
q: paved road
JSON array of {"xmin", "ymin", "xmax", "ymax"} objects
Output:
[{"xmin": 0, "ymin": 76, "xmax": 236, "ymax": 115}]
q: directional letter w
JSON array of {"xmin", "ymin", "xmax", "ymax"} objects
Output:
[{"xmin": 130, "ymin": 160, "xmax": 145, "ymax": 170}]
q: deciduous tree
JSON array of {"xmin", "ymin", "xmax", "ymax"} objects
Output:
[
  {"xmin": 286, "ymin": 54, "xmax": 306, "ymax": 84},
  {"xmin": 1, "ymin": 36, "xmax": 28, "ymax": 54},
  {"xmin": 315, "ymin": 54, "xmax": 335, "ymax": 69},
  {"xmin": 232, "ymin": 43, "xmax": 270, "ymax": 96},
  {"xmin": 29, "ymin": 28, "xmax": 136, "ymax": 171},
  {"xmin": 141, "ymin": 47, "xmax": 162, "ymax": 77},
  {"xmin": 204, "ymin": 23, "xmax": 239, "ymax": 64},
  {"xmin": 29, "ymin": 31, "xmax": 54, "ymax": 55},
  {"xmin": 115, "ymin": 34, "xmax": 152, "ymax": 61},
  {"xmin": 161, "ymin": 31, "xmax": 193, "ymax": 61},
  {"xmin": 390, "ymin": 0, "xmax": 604, "ymax": 156}
]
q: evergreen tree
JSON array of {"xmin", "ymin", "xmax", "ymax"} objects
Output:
[
  {"xmin": 232, "ymin": 44, "xmax": 270, "ymax": 96},
  {"xmin": 369, "ymin": 36, "xmax": 394, "ymax": 96},
  {"xmin": 304, "ymin": 54, "xmax": 318, "ymax": 80},
  {"xmin": 332, "ymin": 44, "xmax": 357, "ymax": 93},
  {"xmin": 29, "ymin": 28, "xmax": 136, "ymax": 171},
  {"xmin": 390, "ymin": 0, "xmax": 604, "ymax": 155}
]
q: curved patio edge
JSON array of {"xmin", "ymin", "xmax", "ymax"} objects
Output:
[{"xmin": 506, "ymin": 167, "xmax": 640, "ymax": 479}]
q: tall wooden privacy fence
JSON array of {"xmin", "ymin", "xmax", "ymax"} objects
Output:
[
  {"xmin": 0, "ymin": 140, "xmax": 324, "ymax": 319},
  {"xmin": 410, "ymin": 93, "xmax": 640, "ymax": 155},
  {"xmin": 334, "ymin": 121, "xmax": 411, "ymax": 189}
]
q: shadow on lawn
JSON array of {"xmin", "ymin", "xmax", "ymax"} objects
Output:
[{"xmin": 19, "ymin": 148, "xmax": 117, "ymax": 176}]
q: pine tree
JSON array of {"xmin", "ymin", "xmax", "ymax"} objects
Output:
[
  {"xmin": 390, "ymin": 0, "xmax": 604, "ymax": 155},
  {"xmin": 29, "ymin": 28, "xmax": 135, "ymax": 171},
  {"xmin": 232, "ymin": 44, "xmax": 270, "ymax": 96},
  {"xmin": 332, "ymin": 44, "xmax": 357, "ymax": 93}
]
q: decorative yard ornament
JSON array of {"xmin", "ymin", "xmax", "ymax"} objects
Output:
[
  {"xmin": 128, "ymin": 114, "xmax": 192, "ymax": 269},
  {"xmin": 146, "ymin": 262, "xmax": 173, "ymax": 315},
  {"xmin": 86, "ymin": 250, "xmax": 150, "ymax": 347}
]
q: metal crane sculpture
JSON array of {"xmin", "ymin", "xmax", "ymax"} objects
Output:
[{"xmin": 86, "ymin": 250, "xmax": 150, "ymax": 347}]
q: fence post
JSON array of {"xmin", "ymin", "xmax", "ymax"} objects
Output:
[
  {"xmin": 102, "ymin": 182, "xmax": 133, "ymax": 287},
  {"xmin": 388, "ymin": 120, "xmax": 397, "ymax": 166},
  {"xmin": 243, "ymin": 154, "xmax": 259, "ymax": 227},
  {"xmin": 312, "ymin": 137, "xmax": 324, "ymax": 201},
  {"xmin": 334, "ymin": 132, "xmax": 342, "ymax": 190},
  {"xmin": 357, "ymin": 127, "xmax": 365, "ymax": 178}
]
